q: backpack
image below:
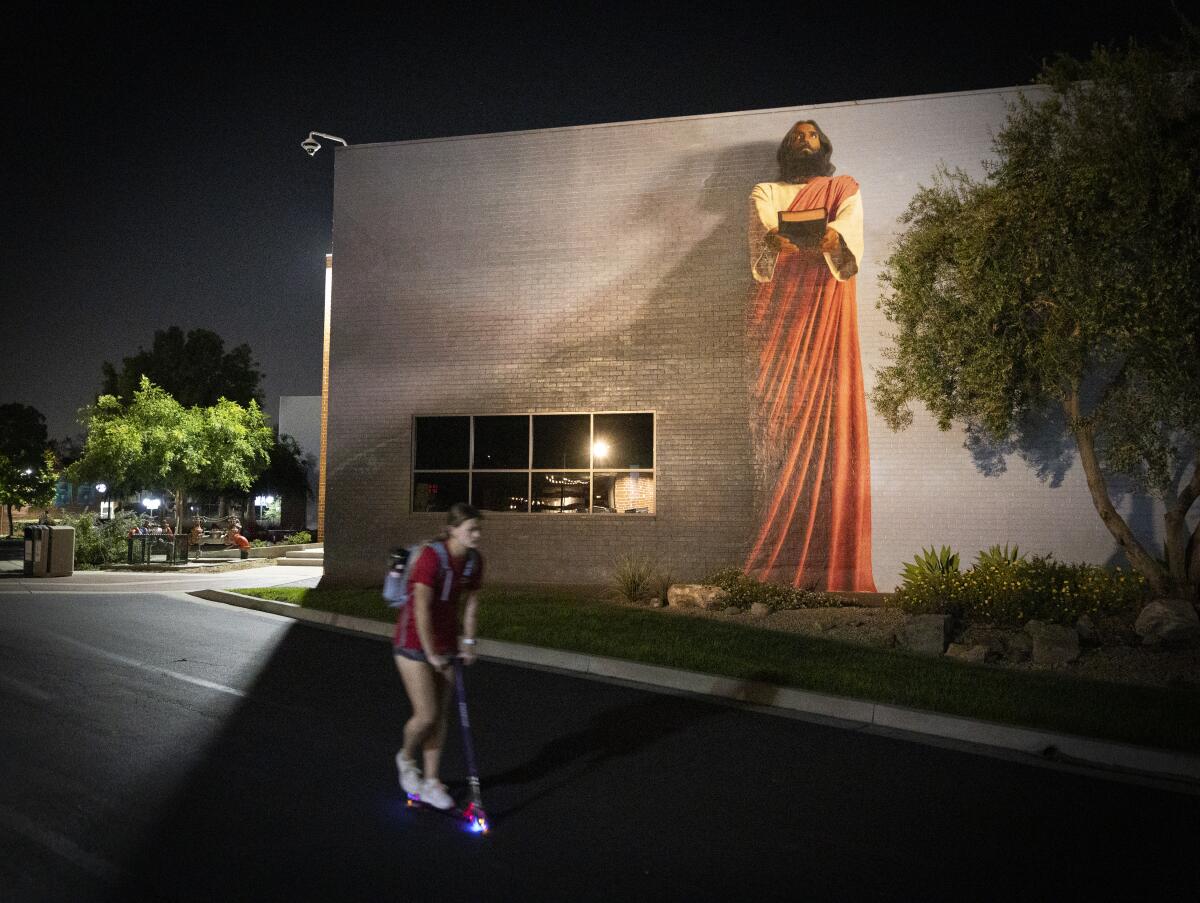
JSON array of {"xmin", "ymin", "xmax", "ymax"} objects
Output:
[{"xmin": 383, "ymin": 541, "xmax": 480, "ymax": 608}]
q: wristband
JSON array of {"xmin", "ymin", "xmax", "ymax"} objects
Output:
[{"xmin": 461, "ymin": 638, "xmax": 477, "ymax": 646}]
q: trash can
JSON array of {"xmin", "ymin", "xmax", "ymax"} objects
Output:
[
  {"xmin": 23, "ymin": 525, "xmax": 46, "ymax": 576},
  {"xmin": 45, "ymin": 526, "xmax": 75, "ymax": 577},
  {"xmin": 25, "ymin": 525, "xmax": 74, "ymax": 577}
]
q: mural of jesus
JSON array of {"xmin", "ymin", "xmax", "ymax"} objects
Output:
[{"xmin": 744, "ymin": 120, "xmax": 876, "ymax": 592}]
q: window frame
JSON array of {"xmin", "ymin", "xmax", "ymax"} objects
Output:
[{"xmin": 410, "ymin": 411, "xmax": 656, "ymax": 516}]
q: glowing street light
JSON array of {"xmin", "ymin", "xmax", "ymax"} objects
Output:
[{"xmin": 592, "ymin": 440, "xmax": 610, "ymax": 461}]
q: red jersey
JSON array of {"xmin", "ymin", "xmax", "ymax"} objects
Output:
[{"xmin": 394, "ymin": 544, "xmax": 484, "ymax": 654}]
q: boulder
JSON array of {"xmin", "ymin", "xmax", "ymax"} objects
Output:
[
  {"xmin": 1075, "ymin": 614, "xmax": 1099, "ymax": 646},
  {"xmin": 749, "ymin": 602, "xmax": 771, "ymax": 618},
  {"xmin": 667, "ymin": 584, "xmax": 730, "ymax": 611},
  {"xmin": 1025, "ymin": 620, "xmax": 1080, "ymax": 665},
  {"xmin": 1004, "ymin": 631, "xmax": 1032, "ymax": 662},
  {"xmin": 956, "ymin": 626, "xmax": 1009, "ymax": 661},
  {"xmin": 901, "ymin": 614, "xmax": 950, "ymax": 656},
  {"xmin": 945, "ymin": 643, "xmax": 988, "ymax": 663},
  {"xmin": 1134, "ymin": 599, "xmax": 1200, "ymax": 647}
]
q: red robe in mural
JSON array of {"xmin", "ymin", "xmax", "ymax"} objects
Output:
[{"xmin": 744, "ymin": 175, "xmax": 876, "ymax": 591}]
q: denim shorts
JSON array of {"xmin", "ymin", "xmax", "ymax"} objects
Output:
[{"xmin": 394, "ymin": 647, "xmax": 428, "ymax": 662}]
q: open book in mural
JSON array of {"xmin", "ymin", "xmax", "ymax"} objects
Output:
[{"xmin": 745, "ymin": 120, "xmax": 876, "ymax": 592}]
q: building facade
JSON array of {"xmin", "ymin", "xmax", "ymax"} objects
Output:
[{"xmin": 323, "ymin": 86, "xmax": 1176, "ymax": 589}]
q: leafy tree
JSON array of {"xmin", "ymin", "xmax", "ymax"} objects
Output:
[
  {"xmin": 874, "ymin": 31, "xmax": 1200, "ymax": 600},
  {"xmin": 0, "ymin": 403, "xmax": 57, "ymax": 535},
  {"xmin": 100, "ymin": 326, "xmax": 264, "ymax": 408},
  {"xmin": 250, "ymin": 433, "xmax": 312, "ymax": 506},
  {"xmin": 0, "ymin": 450, "xmax": 58, "ymax": 537},
  {"xmin": 70, "ymin": 377, "xmax": 272, "ymax": 532}
]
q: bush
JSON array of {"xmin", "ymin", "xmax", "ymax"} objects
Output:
[
  {"xmin": 703, "ymin": 567, "xmax": 844, "ymax": 612},
  {"xmin": 612, "ymin": 555, "xmax": 662, "ymax": 603},
  {"xmin": 283, "ymin": 531, "xmax": 312, "ymax": 545},
  {"xmin": 60, "ymin": 511, "xmax": 141, "ymax": 569},
  {"xmin": 250, "ymin": 539, "xmax": 271, "ymax": 548},
  {"xmin": 901, "ymin": 546, "xmax": 960, "ymax": 585},
  {"xmin": 894, "ymin": 552, "xmax": 1147, "ymax": 626}
]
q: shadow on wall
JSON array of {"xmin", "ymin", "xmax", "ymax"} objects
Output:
[
  {"xmin": 963, "ymin": 399, "xmax": 1193, "ymax": 569},
  {"xmin": 329, "ymin": 141, "xmax": 787, "ymax": 579}
]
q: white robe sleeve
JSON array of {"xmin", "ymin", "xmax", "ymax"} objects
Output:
[
  {"xmin": 824, "ymin": 189, "xmax": 863, "ymax": 282},
  {"xmin": 749, "ymin": 183, "xmax": 778, "ymax": 283}
]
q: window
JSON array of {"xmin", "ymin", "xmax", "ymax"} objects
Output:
[{"xmin": 412, "ymin": 413, "xmax": 655, "ymax": 514}]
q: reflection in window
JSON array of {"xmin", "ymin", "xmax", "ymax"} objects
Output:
[
  {"xmin": 472, "ymin": 472, "xmax": 530, "ymax": 512},
  {"xmin": 532, "ymin": 414, "xmax": 590, "ymax": 469},
  {"xmin": 592, "ymin": 472, "xmax": 655, "ymax": 514},
  {"xmin": 412, "ymin": 413, "xmax": 654, "ymax": 514},
  {"xmin": 412, "ymin": 472, "xmax": 470, "ymax": 512},
  {"xmin": 532, "ymin": 473, "xmax": 590, "ymax": 513},
  {"xmin": 414, "ymin": 417, "xmax": 470, "ymax": 469},
  {"xmin": 473, "ymin": 416, "xmax": 529, "ymax": 469},
  {"xmin": 592, "ymin": 413, "xmax": 654, "ymax": 469}
]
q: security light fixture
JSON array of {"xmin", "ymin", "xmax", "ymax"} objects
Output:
[{"xmin": 301, "ymin": 131, "xmax": 348, "ymax": 157}]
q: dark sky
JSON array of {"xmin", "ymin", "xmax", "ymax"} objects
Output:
[{"xmin": 5, "ymin": 1, "xmax": 1191, "ymax": 441}]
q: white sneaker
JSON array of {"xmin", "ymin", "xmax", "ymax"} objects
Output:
[
  {"xmin": 418, "ymin": 778, "xmax": 455, "ymax": 811},
  {"xmin": 396, "ymin": 751, "xmax": 422, "ymax": 795}
]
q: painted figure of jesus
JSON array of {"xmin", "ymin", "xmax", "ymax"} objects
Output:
[{"xmin": 744, "ymin": 120, "xmax": 876, "ymax": 591}]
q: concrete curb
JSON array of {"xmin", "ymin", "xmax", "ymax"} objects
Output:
[{"xmin": 189, "ymin": 588, "xmax": 1200, "ymax": 786}]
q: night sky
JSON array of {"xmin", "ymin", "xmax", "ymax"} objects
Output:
[{"xmin": 6, "ymin": 1, "xmax": 1190, "ymax": 443}]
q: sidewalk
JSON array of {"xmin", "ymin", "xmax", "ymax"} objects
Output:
[{"xmin": 190, "ymin": 587, "xmax": 1200, "ymax": 789}]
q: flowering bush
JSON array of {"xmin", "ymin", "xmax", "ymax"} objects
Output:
[
  {"xmin": 894, "ymin": 553, "xmax": 1146, "ymax": 626},
  {"xmin": 703, "ymin": 568, "xmax": 844, "ymax": 612}
]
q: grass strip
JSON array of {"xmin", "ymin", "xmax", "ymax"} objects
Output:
[{"xmin": 235, "ymin": 585, "xmax": 1200, "ymax": 754}]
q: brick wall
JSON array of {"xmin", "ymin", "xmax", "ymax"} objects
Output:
[{"xmin": 325, "ymin": 87, "xmax": 1177, "ymax": 589}]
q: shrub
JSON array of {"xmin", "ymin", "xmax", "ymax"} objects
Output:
[
  {"xmin": 703, "ymin": 567, "xmax": 844, "ymax": 612},
  {"xmin": 894, "ymin": 552, "xmax": 1147, "ymax": 626},
  {"xmin": 612, "ymin": 555, "xmax": 661, "ymax": 603},
  {"xmin": 283, "ymin": 531, "xmax": 312, "ymax": 545},
  {"xmin": 974, "ymin": 544, "xmax": 1025, "ymax": 568},
  {"xmin": 60, "ymin": 511, "xmax": 141, "ymax": 569},
  {"xmin": 250, "ymin": 539, "xmax": 271, "ymax": 548},
  {"xmin": 901, "ymin": 546, "xmax": 960, "ymax": 585}
]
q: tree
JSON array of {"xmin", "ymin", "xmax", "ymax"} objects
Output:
[
  {"xmin": 0, "ymin": 450, "xmax": 58, "ymax": 537},
  {"xmin": 0, "ymin": 403, "xmax": 57, "ymax": 535},
  {"xmin": 248, "ymin": 433, "xmax": 312, "ymax": 517},
  {"xmin": 70, "ymin": 377, "xmax": 273, "ymax": 532},
  {"xmin": 100, "ymin": 326, "xmax": 264, "ymax": 409},
  {"xmin": 873, "ymin": 31, "xmax": 1200, "ymax": 600}
]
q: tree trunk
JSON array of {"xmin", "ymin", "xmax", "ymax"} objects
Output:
[
  {"xmin": 5, "ymin": 503, "xmax": 12, "ymax": 537},
  {"xmin": 1174, "ymin": 459, "xmax": 1200, "ymax": 601},
  {"xmin": 173, "ymin": 489, "xmax": 184, "ymax": 535},
  {"xmin": 1065, "ymin": 392, "xmax": 1171, "ymax": 596}
]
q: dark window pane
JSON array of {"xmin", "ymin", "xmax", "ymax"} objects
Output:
[
  {"xmin": 593, "ymin": 413, "xmax": 654, "ymax": 469},
  {"xmin": 531, "ymin": 472, "xmax": 590, "ymax": 513},
  {"xmin": 473, "ymin": 416, "xmax": 529, "ymax": 469},
  {"xmin": 592, "ymin": 472, "xmax": 655, "ymax": 514},
  {"xmin": 532, "ymin": 414, "xmax": 590, "ymax": 469},
  {"xmin": 472, "ymin": 473, "xmax": 529, "ymax": 512},
  {"xmin": 412, "ymin": 472, "xmax": 469, "ymax": 512},
  {"xmin": 413, "ymin": 417, "xmax": 469, "ymax": 469}
]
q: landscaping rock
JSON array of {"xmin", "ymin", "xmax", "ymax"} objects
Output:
[
  {"xmin": 749, "ymin": 602, "xmax": 771, "ymax": 618},
  {"xmin": 1134, "ymin": 598, "xmax": 1200, "ymax": 647},
  {"xmin": 956, "ymin": 625, "xmax": 1009, "ymax": 661},
  {"xmin": 667, "ymin": 584, "xmax": 729, "ymax": 611},
  {"xmin": 945, "ymin": 643, "xmax": 988, "ymax": 663},
  {"xmin": 1075, "ymin": 614, "xmax": 1099, "ymax": 646},
  {"xmin": 1004, "ymin": 631, "xmax": 1032, "ymax": 662},
  {"xmin": 1025, "ymin": 620, "xmax": 1080, "ymax": 665},
  {"xmin": 901, "ymin": 614, "xmax": 950, "ymax": 655}
]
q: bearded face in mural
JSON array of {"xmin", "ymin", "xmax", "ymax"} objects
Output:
[{"xmin": 745, "ymin": 120, "xmax": 876, "ymax": 592}]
